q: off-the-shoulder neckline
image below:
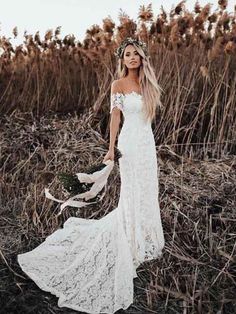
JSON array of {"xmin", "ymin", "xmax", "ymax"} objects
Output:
[{"xmin": 111, "ymin": 91, "xmax": 142, "ymax": 97}]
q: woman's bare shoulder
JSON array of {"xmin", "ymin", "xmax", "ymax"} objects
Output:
[{"xmin": 111, "ymin": 79, "xmax": 124, "ymax": 94}]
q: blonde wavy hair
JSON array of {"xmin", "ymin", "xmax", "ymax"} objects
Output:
[{"xmin": 115, "ymin": 42, "xmax": 164, "ymax": 122}]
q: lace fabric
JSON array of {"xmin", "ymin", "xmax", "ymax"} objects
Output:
[
  {"xmin": 110, "ymin": 92, "xmax": 125, "ymax": 113},
  {"xmin": 17, "ymin": 91, "xmax": 165, "ymax": 314}
]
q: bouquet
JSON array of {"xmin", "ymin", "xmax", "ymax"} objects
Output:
[{"xmin": 44, "ymin": 148, "xmax": 122, "ymax": 216}]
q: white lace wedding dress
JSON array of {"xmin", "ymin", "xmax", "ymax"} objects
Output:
[{"xmin": 17, "ymin": 91, "xmax": 165, "ymax": 314}]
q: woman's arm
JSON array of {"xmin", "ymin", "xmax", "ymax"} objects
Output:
[
  {"xmin": 109, "ymin": 80, "xmax": 122, "ymax": 151},
  {"xmin": 103, "ymin": 80, "xmax": 123, "ymax": 162}
]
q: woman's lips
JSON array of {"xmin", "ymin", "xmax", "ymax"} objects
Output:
[{"xmin": 130, "ymin": 61, "xmax": 137, "ymax": 64}]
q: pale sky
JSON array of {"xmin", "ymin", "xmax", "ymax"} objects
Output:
[{"xmin": 0, "ymin": 0, "xmax": 235, "ymax": 47}]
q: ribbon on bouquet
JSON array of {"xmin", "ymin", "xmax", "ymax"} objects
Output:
[{"xmin": 44, "ymin": 159, "xmax": 115, "ymax": 216}]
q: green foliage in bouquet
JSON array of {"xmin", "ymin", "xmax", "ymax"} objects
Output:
[
  {"xmin": 57, "ymin": 147, "xmax": 122, "ymax": 197},
  {"xmin": 57, "ymin": 172, "xmax": 93, "ymax": 196}
]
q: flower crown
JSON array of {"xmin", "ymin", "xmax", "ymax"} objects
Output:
[{"xmin": 114, "ymin": 37, "xmax": 148, "ymax": 58}]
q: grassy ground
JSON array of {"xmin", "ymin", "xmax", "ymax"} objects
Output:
[{"xmin": 0, "ymin": 111, "xmax": 236, "ymax": 314}]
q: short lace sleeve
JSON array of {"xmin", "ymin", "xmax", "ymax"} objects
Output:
[{"xmin": 110, "ymin": 93, "xmax": 124, "ymax": 114}]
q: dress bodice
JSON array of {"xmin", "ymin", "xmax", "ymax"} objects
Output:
[
  {"xmin": 110, "ymin": 91, "xmax": 151, "ymax": 129},
  {"xmin": 110, "ymin": 91, "xmax": 153, "ymax": 150}
]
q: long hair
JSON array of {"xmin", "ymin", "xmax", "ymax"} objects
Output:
[{"xmin": 116, "ymin": 43, "xmax": 164, "ymax": 122}]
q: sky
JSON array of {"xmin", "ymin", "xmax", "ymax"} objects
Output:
[{"xmin": 0, "ymin": 0, "xmax": 235, "ymax": 47}]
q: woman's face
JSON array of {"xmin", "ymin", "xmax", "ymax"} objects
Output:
[{"xmin": 122, "ymin": 44, "xmax": 141, "ymax": 69}]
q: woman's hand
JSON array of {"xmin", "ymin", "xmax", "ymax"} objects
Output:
[{"xmin": 103, "ymin": 149, "xmax": 114, "ymax": 163}]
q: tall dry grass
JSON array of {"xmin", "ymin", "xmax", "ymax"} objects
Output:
[{"xmin": 0, "ymin": 1, "xmax": 235, "ymax": 157}]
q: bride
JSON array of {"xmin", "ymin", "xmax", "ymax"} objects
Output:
[{"xmin": 17, "ymin": 37, "xmax": 165, "ymax": 314}]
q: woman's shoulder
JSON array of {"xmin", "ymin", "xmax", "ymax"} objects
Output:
[
  {"xmin": 111, "ymin": 78, "xmax": 126, "ymax": 86},
  {"xmin": 111, "ymin": 79, "xmax": 124, "ymax": 94}
]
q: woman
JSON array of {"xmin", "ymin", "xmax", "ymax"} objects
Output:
[{"xmin": 17, "ymin": 37, "xmax": 165, "ymax": 314}]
